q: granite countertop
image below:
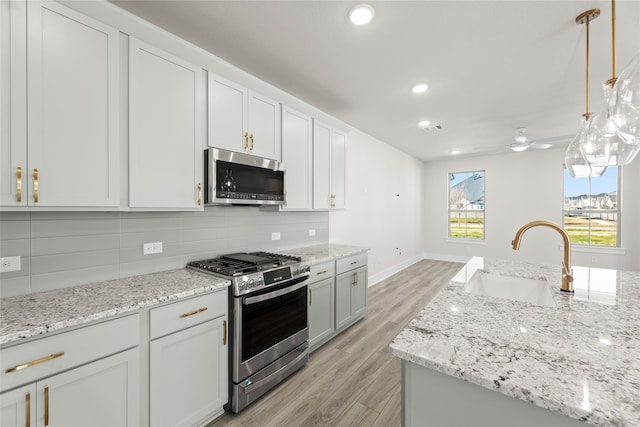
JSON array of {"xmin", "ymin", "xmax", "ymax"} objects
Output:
[
  {"xmin": 390, "ymin": 257, "xmax": 640, "ymax": 427},
  {"xmin": 0, "ymin": 269, "xmax": 229, "ymax": 346},
  {"xmin": 282, "ymin": 243, "xmax": 369, "ymax": 265}
]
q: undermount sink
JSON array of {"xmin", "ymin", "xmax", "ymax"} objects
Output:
[{"xmin": 464, "ymin": 271, "xmax": 556, "ymax": 307}]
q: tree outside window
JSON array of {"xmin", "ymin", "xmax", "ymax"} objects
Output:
[{"xmin": 449, "ymin": 171, "xmax": 485, "ymax": 239}]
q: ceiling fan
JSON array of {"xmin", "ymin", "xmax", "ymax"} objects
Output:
[{"xmin": 509, "ymin": 127, "xmax": 553, "ymax": 152}]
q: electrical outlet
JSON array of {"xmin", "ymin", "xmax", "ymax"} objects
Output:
[
  {"xmin": 143, "ymin": 242, "xmax": 163, "ymax": 255},
  {"xmin": 0, "ymin": 256, "xmax": 21, "ymax": 273},
  {"xmin": 271, "ymin": 232, "xmax": 281, "ymax": 241},
  {"xmin": 309, "ymin": 229, "xmax": 316, "ymax": 237}
]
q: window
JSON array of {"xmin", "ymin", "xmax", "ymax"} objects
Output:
[
  {"xmin": 449, "ymin": 171, "xmax": 485, "ymax": 239},
  {"xmin": 563, "ymin": 166, "xmax": 619, "ymax": 247}
]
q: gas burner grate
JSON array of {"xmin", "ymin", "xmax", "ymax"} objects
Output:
[{"xmin": 187, "ymin": 251, "xmax": 302, "ymax": 277}]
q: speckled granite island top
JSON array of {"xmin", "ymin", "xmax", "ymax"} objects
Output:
[
  {"xmin": 282, "ymin": 243, "xmax": 369, "ymax": 264},
  {"xmin": 0, "ymin": 269, "xmax": 229, "ymax": 346},
  {"xmin": 390, "ymin": 257, "xmax": 640, "ymax": 427}
]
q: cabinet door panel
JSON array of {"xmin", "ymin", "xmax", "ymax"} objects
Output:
[
  {"xmin": 27, "ymin": 1, "xmax": 119, "ymax": 207},
  {"xmin": 312, "ymin": 120, "xmax": 331, "ymax": 209},
  {"xmin": 37, "ymin": 348, "xmax": 139, "ymax": 427},
  {"xmin": 331, "ymin": 129, "xmax": 346, "ymax": 209},
  {"xmin": 209, "ymin": 74, "xmax": 246, "ymax": 152},
  {"xmin": 0, "ymin": 384, "xmax": 35, "ymax": 427},
  {"xmin": 281, "ymin": 107, "xmax": 312, "ymax": 209},
  {"xmin": 248, "ymin": 91, "xmax": 281, "ymax": 160},
  {"xmin": 352, "ymin": 267, "xmax": 367, "ymax": 319},
  {"xmin": 150, "ymin": 317, "xmax": 228, "ymax": 427},
  {"xmin": 335, "ymin": 272, "xmax": 352, "ymax": 331},
  {"xmin": 1, "ymin": 0, "xmax": 27, "ymax": 206},
  {"xmin": 129, "ymin": 38, "xmax": 203, "ymax": 208},
  {"xmin": 309, "ymin": 277, "xmax": 334, "ymax": 349}
]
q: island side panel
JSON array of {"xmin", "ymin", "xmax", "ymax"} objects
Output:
[{"xmin": 402, "ymin": 360, "xmax": 587, "ymax": 427}]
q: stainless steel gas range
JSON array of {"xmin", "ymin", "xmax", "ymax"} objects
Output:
[{"xmin": 187, "ymin": 252, "xmax": 310, "ymax": 413}]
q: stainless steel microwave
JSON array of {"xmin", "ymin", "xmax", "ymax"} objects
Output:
[{"xmin": 204, "ymin": 148, "xmax": 285, "ymax": 206}]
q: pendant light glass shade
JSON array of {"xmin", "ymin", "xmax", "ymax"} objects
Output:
[
  {"xmin": 565, "ymin": 118, "xmax": 608, "ymax": 178},
  {"xmin": 610, "ymin": 50, "xmax": 640, "ymax": 147},
  {"xmin": 580, "ymin": 84, "xmax": 640, "ymax": 166}
]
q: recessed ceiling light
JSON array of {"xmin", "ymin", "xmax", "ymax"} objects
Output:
[
  {"xmin": 418, "ymin": 120, "xmax": 431, "ymax": 128},
  {"xmin": 349, "ymin": 4, "xmax": 375, "ymax": 25},
  {"xmin": 451, "ymin": 150, "xmax": 460, "ymax": 155},
  {"xmin": 411, "ymin": 83, "xmax": 428, "ymax": 94}
]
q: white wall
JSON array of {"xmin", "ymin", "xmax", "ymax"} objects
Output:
[
  {"xmin": 329, "ymin": 128, "xmax": 425, "ymax": 284},
  {"xmin": 423, "ymin": 148, "xmax": 640, "ymax": 271}
]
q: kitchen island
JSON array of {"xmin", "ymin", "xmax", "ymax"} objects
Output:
[{"xmin": 390, "ymin": 257, "xmax": 640, "ymax": 427}]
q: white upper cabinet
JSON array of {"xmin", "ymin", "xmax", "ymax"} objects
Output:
[
  {"xmin": 281, "ymin": 106, "xmax": 312, "ymax": 210},
  {"xmin": 128, "ymin": 38, "xmax": 205, "ymax": 209},
  {"xmin": 209, "ymin": 74, "xmax": 281, "ymax": 160},
  {"xmin": 1, "ymin": 1, "xmax": 120, "ymax": 208},
  {"xmin": 313, "ymin": 120, "xmax": 346, "ymax": 210}
]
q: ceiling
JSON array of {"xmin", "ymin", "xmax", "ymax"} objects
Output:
[{"xmin": 111, "ymin": 1, "xmax": 640, "ymax": 162}]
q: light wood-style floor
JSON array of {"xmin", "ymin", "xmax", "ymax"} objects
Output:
[{"xmin": 208, "ymin": 259, "xmax": 463, "ymax": 427}]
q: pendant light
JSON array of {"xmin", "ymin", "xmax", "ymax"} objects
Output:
[
  {"xmin": 565, "ymin": 9, "xmax": 607, "ymax": 178},
  {"xmin": 580, "ymin": 0, "xmax": 640, "ymax": 166},
  {"xmin": 610, "ymin": 50, "xmax": 640, "ymax": 147}
]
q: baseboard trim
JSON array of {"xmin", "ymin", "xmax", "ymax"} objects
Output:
[
  {"xmin": 368, "ymin": 253, "xmax": 471, "ymax": 287},
  {"xmin": 368, "ymin": 255, "xmax": 424, "ymax": 287}
]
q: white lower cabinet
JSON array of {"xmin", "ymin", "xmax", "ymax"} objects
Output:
[
  {"xmin": 36, "ymin": 348, "xmax": 139, "ymax": 427},
  {"xmin": 149, "ymin": 291, "xmax": 228, "ymax": 427},
  {"xmin": 0, "ymin": 315, "xmax": 140, "ymax": 427},
  {"xmin": 335, "ymin": 256, "xmax": 368, "ymax": 332},
  {"xmin": 0, "ymin": 384, "xmax": 35, "ymax": 427},
  {"xmin": 308, "ymin": 277, "xmax": 335, "ymax": 350}
]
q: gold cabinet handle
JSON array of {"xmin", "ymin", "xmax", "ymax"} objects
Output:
[
  {"xmin": 223, "ymin": 320, "xmax": 227, "ymax": 345},
  {"xmin": 5, "ymin": 352, "xmax": 65, "ymax": 374},
  {"xmin": 309, "ymin": 288, "xmax": 312, "ymax": 306},
  {"xmin": 250, "ymin": 133, "xmax": 254, "ymax": 152},
  {"xmin": 197, "ymin": 183, "xmax": 202, "ymax": 206},
  {"xmin": 330, "ymin": 194, "xmax": 335, "ymax": 208},
  {"xmin": 316, "ymin": 270, "xmax": 327, "ymax": 275},
  {"xmin": 33, "ymin": 169, "xmax": 38, "ymax": 203},
  {"xmin": 26, "ymin": 392, "xmax": 31, "ymax": 427},
  {"xmin": 350, "ymin": 261, "xmax": 358, "ymax": 265},
  {"xmin": 179, "ymin": 307, "xmax": 208, "ymax": 318},
  {"xmin": 44, "ymin": 386, "xmax": 49, "ymax": 426},
  {"xmin": 244, "ymin": 132, "xmax": 249, "ymax": 150},
  {"xmin": 16, "ymin": 167, "xmax": 22, "ymax": 202}
]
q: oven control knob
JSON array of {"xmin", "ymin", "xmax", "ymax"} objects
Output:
[{"xmin": 247, "ymin": 279, "xmax": 255, "ymax": 289}]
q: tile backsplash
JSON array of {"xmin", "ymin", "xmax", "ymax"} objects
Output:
[{"xmin": 0, "ymin": 207, "xmax": 328, "ymax": 297}]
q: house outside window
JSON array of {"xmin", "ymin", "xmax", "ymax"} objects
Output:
[
  {"xmin": 563, "ymin": 166, "xmax": 619, "ymax": 247},
  {"xmin": 449, "ymin": 171, "xmax": 485, "ymax": 239}
]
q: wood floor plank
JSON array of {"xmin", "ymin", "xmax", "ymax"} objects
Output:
[{"xmin": 207, "ymin": 259, "xmax": 463, "ymax": 427}]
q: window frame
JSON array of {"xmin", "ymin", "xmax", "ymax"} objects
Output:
[
  {"xmin": 448, "ymin": 170, "xmax": 485, "ymax": 240},
  {"xmin": 562, "ymin": 165, "xmax": 621, "ymax": 248}
]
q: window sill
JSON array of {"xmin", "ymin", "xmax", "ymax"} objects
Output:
[{"xmin": 445, "ymin": 238, "xmax": 488, "ymax": 245}]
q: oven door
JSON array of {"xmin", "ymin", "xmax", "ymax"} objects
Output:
[{"xmin": 233, "ymin": 276, "xmax": 309, "ymax": 383}]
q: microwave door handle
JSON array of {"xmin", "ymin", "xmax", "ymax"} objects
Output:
[{"xmin": 243, "ymin": 280, "xmax": 308, "ymax": 305}]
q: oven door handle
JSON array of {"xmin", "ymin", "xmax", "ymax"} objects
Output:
[{"xmin": 243, "ymin": 279, "xmax": 308, "ymax": 305}]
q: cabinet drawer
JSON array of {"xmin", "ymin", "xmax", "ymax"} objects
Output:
[
  {"xmin": 336, "ymin": 253, "xmax": 368, "ymax": 275},
  {"xmin": 309, "ymin": 261, "xmax": 335, "ymax": 284},
  {"xmin": 150, "ymin": 290, "xmax": 227, "ymax": 340},
  {"xmin": 0, "ymin": 314, "xmax": 139, "ymax": 392}
]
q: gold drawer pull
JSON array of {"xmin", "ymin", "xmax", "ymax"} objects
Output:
[
  {"xmin": 16, "ymin": 167, "xmax": 22, "ymax": 202},
  {"xmin": 26, "ymin": 392, "xmax": 31, "ymax": 427},
  {"xmin": 350, "ymin": 261, "xmax": 358, "ymax": 265},
  {"xmin": 316, "ymin": 270, "xmax": 327, "ymax": 275},
  {"xmin": 197, "ymin": 182, "xmax": 202, "ymax": 206},
  {"xmin": 33, "ymin": 169, "xmax": 38, "ymax": 203},
  {"xmin": 44, "ymin": 386, "xmax": 49, "ymax": 426},
  {"xmin": 179, "ymin": 307, "xmax": 208, "ymax": 318},
  {"xmin": 5, "ymin": 352, "xmax": 65, "ymax": 374},
  {"xmin": 223, "ymin": 320, "xmax": 227, "ymax": 345}
]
